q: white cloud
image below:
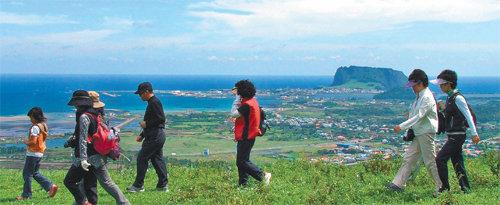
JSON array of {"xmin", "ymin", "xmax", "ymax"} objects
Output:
[
  {"xmin": 303, "ymin": 56, "xmax": 318, "ymax": 61},
  {"xmin": 135, "ymin": 36, "xmax": 194, "ymax": 48},
  {"xmin": 103, "ymin": 17, "xmax": 153, "ymax": 29},
  {"xmin": 0, "ymin": 11, "xmax": 78, "ymax": 25},
  {"xmin": 107, "ymin": 57, "xmax": 120, "ymax": 62},
  {"xmin": 208, "ymin": 56, "xmax": 218, "ymax": 60},
  {"xmin": 188, "ymin": 0, "xmax": 500, "ymax": 39},
  {"xmin": 9, "ymin": 2, "xmax": 25, "ymax": 6},
  {"xmin": 25, "ymin": 29, "xmax": 118, "ymax": 45}
]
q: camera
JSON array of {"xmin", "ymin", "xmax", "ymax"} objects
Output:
[{"xmin": 64, "ymin": 135, "xmax": 77, "ymax": 148}]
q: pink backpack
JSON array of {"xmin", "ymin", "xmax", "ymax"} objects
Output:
[{"xmin": 85, "ymin": 113, "xmax": 120, "ymax": 159}]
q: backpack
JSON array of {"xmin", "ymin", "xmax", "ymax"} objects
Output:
[
  {"xmin": 450, "ymin": 93, "xmax": 477, "ymax": 128},
  {"xmin": 258, "ymin": 107, "xmax": 270, "ymax": 136},
  {"xmin": 85, "ymin": 113, "xmax": 121, "ymax": 160}
]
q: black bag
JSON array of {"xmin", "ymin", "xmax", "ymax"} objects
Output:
[
  {"xmin": 403, "ymin": 128, "xmax": 415, "ymax": 141},
  {"xmin": 257, "ymin": 107, "xmax": 270, "ymax": 136}
]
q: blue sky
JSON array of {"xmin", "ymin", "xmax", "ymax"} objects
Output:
[{"xmin": 1, "ymin": 0, "xmax": 499, "ymax": 76}]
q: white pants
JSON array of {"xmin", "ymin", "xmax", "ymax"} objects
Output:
[{"xmin": 392, "ymin": 133, "xmax": 442, "ymax": 191}]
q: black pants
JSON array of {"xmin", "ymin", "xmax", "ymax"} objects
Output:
[
  {"xmin": 133, "ymin": 130, "xmax": 168, "ymax": 188},
  {"xmin": 435, "ymin": 134, "xmax": 470, "ymax": 191},
  {"xmin": 237, "ymin": 139, "xmax": 263, "ymax": 185},
  {"xmin": 64, "ymin": 165, "xmax": 98, "ymax": 205},
  {"xmin": 82, "ymin": 171, "xmax": 98, "ymax": 205}
]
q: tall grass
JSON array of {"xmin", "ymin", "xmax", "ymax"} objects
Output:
[{"xmin": 0, "ymin": 153, "xmax": 498, "ymax": 204}]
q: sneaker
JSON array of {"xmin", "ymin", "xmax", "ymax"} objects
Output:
[
  {"xmin": 15, "ymin": 196, "xmax": 30, "ymax": 200},
  {"xmin": 49, "ymin": 184, "xmax": 59, "ymax": 197},
  {"xmin": 155, "ymin": 186, "xmax": 169, "ymax": 192},
  {"xmin": 385, "ymin": 183, "xmax": 404, "ymax": 192},
  {"xmin": 126, "ymin": 185, "xmax": 145, "ymax": 193},
  {"xmin": 264, "ymin": 172, "xmax": 272, "ymax": 185},
  {"xmin": 84, "ymin": 202, "xmax": 92, "ymax": 205}
]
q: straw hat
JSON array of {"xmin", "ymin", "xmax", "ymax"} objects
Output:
[{"xmin": 88, "ymin": 91, "xmax": 105, "ymax": 108}]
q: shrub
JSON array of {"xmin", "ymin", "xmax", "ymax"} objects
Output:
[
  {"xmin": 482, "ymin": 150, "xmax": 500, "ymax": 177},
  {"xmin": 362, "ymin": 154, "xmax": 392, "ymax": 174}
]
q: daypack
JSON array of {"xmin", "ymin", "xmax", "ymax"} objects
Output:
[
  {"xmin": 258, "ymin": 107, "xmax": 270, "ymax": 136},
  {"xmin": 85, "ymin": 113, "xmax": 121, "ymax": 160},
  {"xmin": 450, "ymin": 93, "xmax": 477, "ymax": 127}
]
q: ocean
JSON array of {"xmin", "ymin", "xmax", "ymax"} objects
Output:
[
  {"xmin": 0, "ymin": 74, "xmax": 499, "ymax": 142},
  {"xmin": 1, "ymin": 74, "xmax": 499, "ymax": 117}
]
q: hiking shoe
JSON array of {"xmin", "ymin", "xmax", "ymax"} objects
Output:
[
  {"xmin": 15, "ymin": 196, "xmax": 30, "ymax": 200},
  {"xmin": 155, "ymin": 186, "xmax": 169, "ymax": 192},
  {"xmin": 433, "ymin": 187, "xmax": 449, "ymax": 198},
  {"xmin": 126, "ymin": 185, "xmax": 145, "ymax": 193},
  {"xmin": 49, "ymin": 184, "xmax": 59, "ymax": 197},
  {"xmin": 385, "ymin": 183, "xmax": 403, "ymax": 192},
  {"xmin": 264, "ymin": 172, "xmax": 272, "ymax": 185}
]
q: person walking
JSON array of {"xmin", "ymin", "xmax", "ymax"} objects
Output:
[
  {"xmin": 16, "ymin": 107, "xmax": 59, "ymax": 200},
  {"xmin": 431, "ymin": 70, "xmax": 480, "ymax": 194},
  {"xmin": 127, "ymin": 82, "xmax": 169, "ymax": 193},
  {"xmin": 70, "ymin": 91, "xmax": 108, "ymax": 205},
  {"xmin": 231, "ymin": 80, "xmax": 271, "ymax": 186},
  {"xmin": 386, "ymin": 69, "xmax": 442, "ymax": 193},
  {"xmin": 64, "ymin": 90, "xmax": 130, "ymax": 205}
]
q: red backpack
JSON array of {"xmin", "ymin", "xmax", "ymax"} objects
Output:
[{"xmin": 85, "ymin": 113, "xmax": 120, "ymax": 159}]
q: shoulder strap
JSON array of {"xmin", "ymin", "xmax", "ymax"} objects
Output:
[
  {"xmin": 84, "ymin": 112, "xmax": 96, "ymax": 120},
  {"xmin": 36, "ymin": 123, "xmax": 48, "ymax": 132},
  {"xmin": 450, "ymin": 92, "xmax": 461, "ymax": 101}
]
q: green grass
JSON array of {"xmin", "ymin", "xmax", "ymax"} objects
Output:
[
  {"xmin": 1, "ymin": 156, "xmax": 498, "ymax": 204},
  {"xmin": 332, "ymin": 80, "xmax": 384, "ymax": 90}
]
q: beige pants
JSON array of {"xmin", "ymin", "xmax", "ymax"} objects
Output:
[{"xmin": 392, "ymin": 133, "xmax": 442, "ymax": 191}]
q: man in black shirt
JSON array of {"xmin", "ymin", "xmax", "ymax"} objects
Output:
[{"xmin": 127, "ymin": 82, "xmax": 169, "ymax": 193}]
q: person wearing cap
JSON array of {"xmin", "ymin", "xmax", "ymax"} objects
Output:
[
  {"xmin": 127, "ymin": 82, "xmax": 169, "ymax": 193},
  {"xmin": 431, "ymin": 70, "xmax": 480, "ymax": 194},
  {"xmin": 385, "ymin": 69, "xmax": 442, "ymax": 193},
  {"xmin": 64, "ymin": 90, "xmax": 130, "ymax": 205},
  {"xmin": 16, "ymin": 107, "xmax": 59, "ymax": 200}
]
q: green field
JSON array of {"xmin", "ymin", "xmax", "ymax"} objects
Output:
[{"xmin": 0, "ymin": 152, "xmax": 498, "ymax": 204}]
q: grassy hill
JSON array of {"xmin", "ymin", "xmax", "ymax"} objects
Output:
[{"xmin": 0, "ymin": 152, "xmax": 498, "ymax": 204}]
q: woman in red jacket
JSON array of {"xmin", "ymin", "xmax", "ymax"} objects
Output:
[{"xmin": 231, "ymin": 80, "xmax": 271, "ymax": 186}]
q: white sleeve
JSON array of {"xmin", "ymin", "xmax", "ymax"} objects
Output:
[
  {"xmin": 399, "ymin": 96, "xmax": 433, "ymax": 130},
  {"xmin": 455, "ymin": 95, "xmax": 478, "ymax": 136},
  {"xmin": 230, "ymin": 95, "xmax": 241, "ymax": 118},
  {"xmin": 30, "ymin": 126, "xmax": 41, "ymax": 137}
]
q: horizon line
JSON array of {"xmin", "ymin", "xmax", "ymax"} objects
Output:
[{"xmin": 1, "ymin": 73, "xmax": 499, "ymax": 78}]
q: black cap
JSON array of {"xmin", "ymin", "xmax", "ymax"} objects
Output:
[
  {"xmin": 135, "ymin": 82, "xmax": 153, "ymax": 94},
  {"xmin": 67, "ymin": 90, "xmax": 93, "ymax": 107}
]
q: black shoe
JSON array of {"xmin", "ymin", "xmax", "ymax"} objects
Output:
[
  {"xmin": 461, "ymin": 187, "xmax": 470, "ymax": 194},
  {"xmin": 433, "ymin": 187, "xmax": 446, "ymax": 197},
  {"xmin": 155, "ymin": 186, "xmax": 169, "ymax": 192},
  {"xmin": 385, "ymin": 183, "xmax": 403, "ymax": 192},
  {"xmin": 126, "ymin": 185, "xmax": 145, "ymax": 193}
]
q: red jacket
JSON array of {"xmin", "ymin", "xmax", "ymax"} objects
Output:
[{"xmin": 234, "ymin": 98, "xmax": 261, "ymax": 141}]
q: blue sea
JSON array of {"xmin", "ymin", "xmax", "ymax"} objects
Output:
[
  {"xmin": 1, "ymin": 74, "xmax": 499, "ymax": 117},
  {"xmin": 0, "ymin": 74, "xmax": 336, "ymax": 116}
]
